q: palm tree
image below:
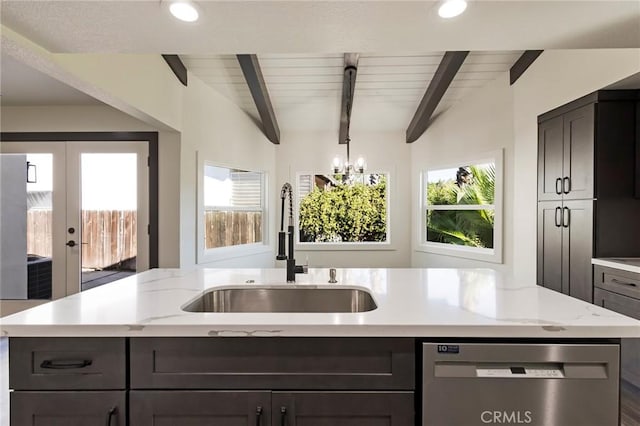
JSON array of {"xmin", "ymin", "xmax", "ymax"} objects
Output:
[{"xmin": 426, "ymin": 165, "xmax": 495, "ymax": 248}]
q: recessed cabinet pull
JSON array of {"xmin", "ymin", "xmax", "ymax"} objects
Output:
[
  {"xmin": 280, "ymin": 406, "xmax": 287, "ymax": 426},
  {"xmin": 611, "ymin": 278, "xmax": 637, "ymax": 287},
  {"xmin": 562, "ymin": 207, "xmax": 570, "ymax": 228},
  {"xmin": 555, "ymin": 207, "xmax": 562, "ymax": 227},
  {"xmin": 562, "ymin": 176, "xmax": 571, "ymax": 194},
  {"xmin": 555, "ymin": 178, "xmax": 562, "ymax": 195},
  {"xmin": 106, "ymin": 406, "xmax": 116, "ymax": 426},
  {"xmin": 40, "ymin": 359, "xmax": 92, "ymax": 369},
  {"xmin": 256, "ymin": 406, "xmax": 263, "ymax": 426}
]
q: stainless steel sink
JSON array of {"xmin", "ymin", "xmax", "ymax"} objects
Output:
[{"xmin": 182, "ymin": 286, "xmax": 377, "ymax": 313}]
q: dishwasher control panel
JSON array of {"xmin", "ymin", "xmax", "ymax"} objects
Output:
[{"xmin": 476, "ymin": 364, "xmax": 564, "ymax": 378}]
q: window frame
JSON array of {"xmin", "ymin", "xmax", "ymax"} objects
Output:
[
  {"xmin": 417, "ymin": 149, "xmax": 503, "ymax": 263},
  {"xmin": 197, "ymin": 157, "xmax": 269, "ymax": 264},
  {"xmin": 294, "ymin": 171, "xmax": 392, "ymax": 251}
]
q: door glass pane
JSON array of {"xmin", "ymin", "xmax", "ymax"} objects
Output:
[
  {"xmin": 1, "ymin": 154, "xmax": 53, "ymax": 300},
  {"xmin": 26, "ymin": 154, "xmax": 53, "ymax": 299},
  {"xmin": 80, "ymin": 154, "xmax": 137, "ymax": 291}
]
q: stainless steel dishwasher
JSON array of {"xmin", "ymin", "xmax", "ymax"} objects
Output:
[{"xmin": 422, "ymin": 342, "xmax": 620, "ymax": 425}]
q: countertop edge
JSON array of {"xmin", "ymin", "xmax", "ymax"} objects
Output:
[
  {"xmin": 2, "ymin": 324, "xmax": 640, "ymax": 339},
  {"xmin": 592, "ymin": 258, "xmax": 640, "ymax": 274}
]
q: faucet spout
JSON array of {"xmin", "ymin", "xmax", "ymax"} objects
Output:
[{"xmin": 277, "ymin": 182, "xmax": 307, "ymax": 282}]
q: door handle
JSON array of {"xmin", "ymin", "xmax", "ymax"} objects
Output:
[
  {"xmin": 40, "ymin": 359, "xmax": 92, "ymax": 369},
  {"xmin": 555, "ymin": 178, "xmax": 562, "ymax": 195},
  {"xmin": 256, "ymin": 406, "xmax": 263, "ymax": 426},
  {"xmin": 554, "ymin": 207, "xmax": 562, "ymax": 227},
  {"xmin": 106, "ymin": 406, "xmax": 116, "ymax": 426},
  {"xmin": 562, "ymin": 207, "xmax": 570, "ymax": 228},
  {"xmin": 611, "ymin": 278, "xmax": 637, "ymax": 287},
  {"xmin": 65, "ymin": 240, "xmax": 88, "ymax": 247},
  {"xmin": 280, "ymin": 406, "xmax": 287, "ymax": 426},
  {"xmin": 562, "ymin": 176, "xmax": 571, "ymax": 194}
]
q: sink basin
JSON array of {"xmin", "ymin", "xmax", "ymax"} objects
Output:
[{"xmin": 182, "ymin": 286, "xmax": 377, "ymax": 313}]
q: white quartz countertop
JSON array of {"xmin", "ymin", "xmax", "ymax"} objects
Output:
[
  {"xmin": 592, "ymin": 258, "xmax": 640, "ymax": 274},
  {"xmin": 1, "ymin": 268, "xmax": 639, "ymax": 338}
]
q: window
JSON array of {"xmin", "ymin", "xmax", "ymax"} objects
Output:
[
  {"xmin": 198, "ymin": 163, "xmax": 266, "ymax": 262},
  {"xmin": 419, "ymin": 150, "xmax": 503, "ymax": 263},
  {"xmin": 296, "ymin": 173, "xmax": 389, "ymax": 245}
]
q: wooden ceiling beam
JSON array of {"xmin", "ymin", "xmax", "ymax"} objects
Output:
[
  {"xmin": 339, "ymin": 53, "xmax": 359, "ymax": 144},
  {"xmin": 237, "ymin": 54, "xmax": 280, "ymax": 144},
  {"xmin": 406, "ymin": 51, "xmax": 469, "ymax": 143},
  {"xmin": 510, "ymin": 50, "xmax": 544, "ymax": 85},
  {"xmin": 161, "ymin": 54, "xmax": 187, "ymax": 86}
]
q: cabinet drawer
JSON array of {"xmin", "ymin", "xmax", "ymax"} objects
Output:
[
  {"xmin": 131, "ymin": 337, "xmax": 415, "ymax": 390},
  {"xmin": 130, "ymin": 390, "xmax": 271, "ymax": 425},
  {"xmin": 11, "ymin": 391, "xmax": 126, "ymax": 426},
  {"xmin": 594, "ymin": 288, "xmax": 640, "ymax": 320},
  {"xmin": 594, "ymin": 265, "xmax": 640, "ymax": 300},
  {"xmin": 9, "ymin": 337, "xmax": 126, "ymax": 390}
]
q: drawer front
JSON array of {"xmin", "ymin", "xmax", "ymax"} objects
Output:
[
  {"xmin": 594, "ymin": 288, "xmax": 640, "ymax": 320},
  {"xmin": 11, "ymin": 391, "xmax": 126, "ymax": 426},
  {"xmin": 131, "ymin": 337, "xmax": 415, "ymax": 390},
  {"xmin": 594, "ymin": 265, "xmax": 640, "ymax": 300},
  {"xmin": 9, "ymin": 338, "xmax": 126, "ymax": 390}
]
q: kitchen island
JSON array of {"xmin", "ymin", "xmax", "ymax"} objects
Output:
[
  {"xmin": 2, "ymin": 267, "xmax": 639, "ymax": 338},
  {"xmin": 2, "ymin": 268, "xmax": 640, "ymax": 426}
]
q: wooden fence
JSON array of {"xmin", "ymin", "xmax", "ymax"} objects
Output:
[
  {"xmin": 27, "ymin": 210, "xmax": 137, "ymax": 269},
  {"xmin": 205, "ymin": 210, "xmax": 262, "ymax": 249}
]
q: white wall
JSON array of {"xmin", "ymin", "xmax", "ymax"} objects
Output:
[
  {"xmin": 410, "ymin": 73, "xmax": 515, "ymax": 273},
  {"xmin": 0, "ymin": 105, "xmax": 182, "ymax": 268},
  {"xmin": 180, "ymin": 74, "xmax": 277, "ymax": 268},
  {"xmin": 511, "ymin": 48, "xmax": 640, "ymax": 283},
  {"xmin": 409, "ymin": 49, "xmax": 640, "ymax": 285},
  {"xmin": 276, "ymin": 129, "xmax": 412, "ymax": 268}
]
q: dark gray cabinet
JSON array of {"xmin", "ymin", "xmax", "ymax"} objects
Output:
[
  {"xmin": 537, "ymin": 200, "xmax": 593, "ymax": 302},
  {"xmin": 537, "ymin": 90, "xmax": 640, "ymax": 302},
  {"xmin": 9, "ymin": 338, "xmax": 127, "ymax": 426},
  {"xmin": 128, "ymin": 337, "xmax": 415, "ymax": 426},
  {"xmin": 594, "ymin": 265, "xmax": 640, "ymax": 388},
  {"xmin": 130, "ymin": 337, "xmax": 414, "ymax": 390},
  {"xmin": 11, "ymin": 391, "xmax": 126, "ymax": 426},
  {"xmin": 538, "ymin": 104, "xmax": 594, "ymax": 202},
  {"xmin": 9, "ymin": 337, "xmax": 415, "ymax": 426},
  {"xmin": 130, "ymin": 390, "xmax": 414, "ymax": 426},
  {"xmin": 272, "ymin": 391, "xmax": 414, "ymax": 426},
  {"xmin": 130, "ymin": 391, "xmax": 271, "ymax": 426}
]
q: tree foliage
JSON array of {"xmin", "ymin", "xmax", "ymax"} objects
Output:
[
  {"xmin": 299, "ymin": 176, "xmax": 387, "ymax": 242},
  {"xmin": 426, "ymin": 165, "xmax": 495, "ymax": 248}
]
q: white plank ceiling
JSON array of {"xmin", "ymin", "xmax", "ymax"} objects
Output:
[{"xmin": 182, "ymin": 51, "xmax": 523, "ymax": 132}]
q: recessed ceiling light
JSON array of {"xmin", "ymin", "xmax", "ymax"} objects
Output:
[
  {"xmin": 169, "ymin": 1, "xmax": 199, "ymax": 22},
  {"xmin": 438, "ymin": 0, "xmax": 467, "ymax": 18}
]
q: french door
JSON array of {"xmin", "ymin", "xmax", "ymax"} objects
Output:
[{"xmin": 0, "ymin": 141, "xmax": 149, "ymax": 316}]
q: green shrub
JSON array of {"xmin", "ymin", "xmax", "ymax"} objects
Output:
[{"xmin": 299, "ymin": 176, "xmax": 387, "ymax": 243}]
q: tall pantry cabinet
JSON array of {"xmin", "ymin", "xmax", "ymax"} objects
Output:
[{"xmin": 537, "ymin": 90, "xmax": 640, "ymax": 302}]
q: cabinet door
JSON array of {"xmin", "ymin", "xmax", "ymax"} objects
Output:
[
  {"xmin": 272, "ymin": 392, "xmax": 414, "ymax": 426},
  {"xmin": 563, "ymin": 104, "xmax": 594, "ymax": 200},
  {"xmin": 562, "ymin": 200, "xmax": 594, "ymax": 302},
  {"xmin": 537, "ymin": 202, "xmax": 563, "ymax": 293},
  {"xmin": 130, "ymin": 391, "xmax": 271, "ymax": 426},
  {"xmin": 11, "ymin": 391, "xmax": 126, "ymax": 426},
  {"xmin": 538, "ymin": 115, "xmax": 564, "ymax": 201}
]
